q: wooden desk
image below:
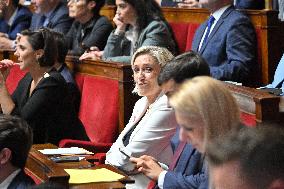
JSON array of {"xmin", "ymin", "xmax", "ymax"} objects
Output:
[
  {"xmin": 27, "ymin": 144, "xmax": 134, "ymax": 189},
  {"xmin": 225, "ymin": 83, "xmax": 281, "ymax": 122}
]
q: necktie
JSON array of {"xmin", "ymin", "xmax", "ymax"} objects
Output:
[
  {"xmin": 200, "ymin": 15, "xmax": 215, "ymax": 50},
  {"xmin": 146, "ymin": 141, "xmax": 187, "ymax": 189},
  {"xmin": 39, "ymin": 15, "xmax": 46, "ymax": 28}
]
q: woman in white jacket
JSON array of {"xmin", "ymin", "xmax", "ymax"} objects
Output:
[{"xmin": 105, "ymin": 46, "xmax": 177, "ymax": 189}]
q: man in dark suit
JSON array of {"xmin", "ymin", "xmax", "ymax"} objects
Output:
[
  {"xmin": 0, "ymin": 115, "xmax": 34, "ymax": 189},
  {"xmin": 0, "ymin": 0, "xmax": 32, "ymax": 48},
  {"xmin": 30, "ymin": 0, "xmax": 73, "ymax": 34},
  {"xmin": 191, "ymin": 0, "xmax": 257, "ymax": 84},
  {"xmin": 130, "ymin": 51, "xmax": 210, "ymax": 189}
]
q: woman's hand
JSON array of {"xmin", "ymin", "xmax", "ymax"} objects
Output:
[
  {"xmin": 113, "ymin": 13, "xmax": 126, "ymax": 32},
  {"xmin": 0, "ymin": 59, "xmax": 14, "ymax": 84},
  {"xmin": 130, "ymin": 155, "xmax": 164, "ymax": 181},
  {"xmin": 79, "ymin": 47, "xmax": 104, "ymax": 61}
]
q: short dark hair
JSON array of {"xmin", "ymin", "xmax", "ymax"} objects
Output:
[
  {"xmin": 21, "ymin": 28, "xmax": 57, "ymax": 67},
  {"xmin": 207, "ymin": 125, "xmax": 284, "ymax": 189},
  {"xmin": 87, "ymin": 0, "xmax": 105, "ymax": 16},
  {"xmin": 51, "ymin": 31, "xmax": 68, "ymax": 64},
  {"xmin": 157, "ymin": 50, "xmax": 210, "ymax": 86},
  {"xmin": 12, "ymin": 0, "xmax": 20, "ymax": 7},
  {"xmin": 0, "ymin": 115, "xmax": 33, "ymax": 169}
]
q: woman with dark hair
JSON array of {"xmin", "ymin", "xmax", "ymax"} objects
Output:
[
  {"xmin": 80, "ymin": 0, "xmax": 177, "ymax": 63},
  {"xmin": 66, "ymin": 0, "xmax": 113, "ymax": 56},
  {"xmin": 0, "ymin": 28, "xmax": 87, "ymax": 145}
]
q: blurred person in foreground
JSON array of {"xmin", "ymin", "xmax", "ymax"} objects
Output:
[
  {"xmin": 207, "ymin": 124, "xmax": 284, "ymax": 189},
  {"xmin": 0, "ymin": 115, "xmax": 35, "ymax": 189}
]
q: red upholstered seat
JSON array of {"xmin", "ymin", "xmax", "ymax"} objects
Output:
[
  {"xmin": 59, "ymin": 73, "xmax": 119, "ymax": 162},
  {"xmin": 169, "ymin": 22, "xmax": 189, "ymax": 53},
  {"xmin": 6, "ymin": 65, "xmax": 26, "ymax": 94}
]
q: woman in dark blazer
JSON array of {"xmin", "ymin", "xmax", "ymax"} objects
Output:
[
  {"xmin": 66, "ymin": 0, "xmax": 113, "ymax": 56},
  {"xmin": 80, "ymin": 0, "xmax": 178, "ymax": 63},
  {"xmin": 0, "ymin": 28, "xmax": 87, "ymax": 145}
]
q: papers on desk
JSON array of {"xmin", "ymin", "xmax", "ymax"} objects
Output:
[
  {"xmin": 38, "ymin": 147, "xmax": 93, "ymax": 155},
  {"xmin": 64, "ymin": 168, "xmax": 125, "ymax": 184}
]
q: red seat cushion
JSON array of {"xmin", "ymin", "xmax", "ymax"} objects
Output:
[
  {"xmin": 240, "ymin": 112, "xmax": 257, "ymax": 127},
  {"xmin": 6, "ymin": 65, "xmax": 26, "ymax": 94},
  {"xmin": 77, "ymin": 74, "xmax": 119, "ymax": 143},
  {"xmin": 169, "ymin": 22, "xmax": 189, "ymax": 53}
]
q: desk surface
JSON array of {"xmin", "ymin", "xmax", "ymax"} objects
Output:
[{"xmin": 31, "ymin": 144, "xmax": 134, "ymax": 189}]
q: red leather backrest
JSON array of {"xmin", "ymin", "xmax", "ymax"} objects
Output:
[
  {"xmin": 76, "ymin": 73, "xmax": 119, "ymax": 143},
  {"xmin": 6, "ymin": 65, "xmax": 26, "ymax": 94},
  {"xmin": 169, "ymin": 22, "xmax": 189, "ymax": 53},
  {"xmin": 186, "ymin": 23, "xmax": 200, "ymax": 51}
]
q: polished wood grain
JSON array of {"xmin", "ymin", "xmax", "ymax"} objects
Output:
[{"xmin": 225, "ymin": 83, "xmax": 280, "ymax": 122}]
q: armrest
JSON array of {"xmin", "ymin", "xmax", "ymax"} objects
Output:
[{"xmin": 59, "ymin": 139, "xmax": 112, "ymax": 154}]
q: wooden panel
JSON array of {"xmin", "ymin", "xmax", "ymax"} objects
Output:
[{"xmin": 225, "ymin": 83, "xmax": 280, "ymax": 122}]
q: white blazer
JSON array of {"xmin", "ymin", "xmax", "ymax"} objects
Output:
[{"xmin": 105, "ymin": 93, "xmax": 177, "ymax": 189}]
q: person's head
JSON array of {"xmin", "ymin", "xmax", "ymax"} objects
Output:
[
  {"xmin": 51, "ymin": 31, "xmax": 68, "ymax": 64},
  {"xmin": 68, "ymin": 0, "xmax": 105, "ymax": 22},
  {"xmin": 199, "ymin": 0, "xmax": 233, "ymax": 12},
  {"xmin": 0, "ymin": 0, "xmax": 19, "ymax": 18},
  {"xmin": 0, "ymin": 115, "xmax": 33, "ymax": 170},
  {"xmin": 131, "ymin": 46, "xmax": 174, "ymax": 101},
  {"xmin": 169, "ymin": 76, "xmax": 240, "ymax": 153},
  {"xmin": 31, "ymin": 0, "xmax": 60, "ymax": 14},
  {"xmin": 115, "ymin": 0, "xmax": 162, "ymax": 30},
  {"xmin": 15, "ymin": 28, "xmax": 57, "ymax": 70},
  {"xmin": 207, "ymin": 125, "xmax": 284, "ymax": 189},
  {"xmin": 157, "ymin": 50, "xmax": 210, "ymax": 97}
]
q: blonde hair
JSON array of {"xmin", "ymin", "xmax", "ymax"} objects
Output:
[
  {"xmin": 169, "ymin": 76, "xmax": 240, "ymax": 150},
  {"xmin": 131, "ymin": 46, "xmax": 174, "ymax": 94},
  {"xmin": 131, "ymin": 46, "xmax": 174, "ymax": 68}
]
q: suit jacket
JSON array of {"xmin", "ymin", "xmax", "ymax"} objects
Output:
[
  {"xmin": 265, "ymin": 53, "xmax": 284, "ymax": 91},
  {"xmin": 66, "ymin": 15, "xmax": 113, "ymax": 56},
  {"xmin": 162, "ymin": 128, "xmax": 207, "ymax": 189},
  {"xmin": 0, "ymin": 5, "xmax": 32, "ymax": 40},
  {"xmin": 106, "ymin": 93, "xmax": 177, "ymax": 189},
  {"xmin": 103, "ymin": 20, "xmax": 177, "ymax": 63},
  {"xmin": 8, "ymin": 170, "xmax": 35, "ymax": 189},
  {"xmin": 160, "ymin": 0, "xmax": 264, "ymax": 9},
  {"xmin": 235, "ymin": 0, "xmax": 265, "ymax": 9},
  {"xmin": 29, "ymin": 2, "xmax": 73, "ymax": 34},
  {"xmin": 191, "ymin": 6, "xmax": 257, "ymax": 83},
  {"xmin": 11, "ymin": 70, "xmax": 87, "ymax": 144}
]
